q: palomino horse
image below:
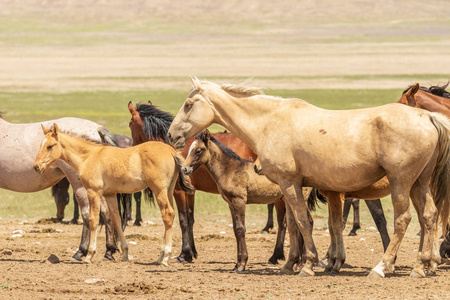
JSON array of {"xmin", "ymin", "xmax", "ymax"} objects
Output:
[
  {"xmin": 182, "ymin": 129, "xmax": 322, "ymax": 271},
  {"xmin": 128, "ymin": 101, "xmax": 287, "ymax": 264},
  {"xmin": 397, "ymin": 82, "xmax": 450, "ymax": 261},
  {"xmin": 34, "ymin": 124, "xmax": 193, "ymax": 265},
  {"xmin": 0, "ymin": 116, "xmax": 118, "ymax": 260},
  {"xmin": 168, "ymin": 78, "xmax": 450, "ymax": 278}
]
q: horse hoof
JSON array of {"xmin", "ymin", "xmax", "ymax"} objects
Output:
[
  {"xmin": 330, "ymin": 270, "xmax": 339, "ymax": 276},
  {"xmin": 348, "ymin": 232, "xmax": 357, "ymax": 236},
  {"xmin": 317, "ymin": 258, "xmax": 329, "ymax": 268},
  {"xmin": 71, "ymin": 252, "xmax": 84, "ymax": 262},
  {"xmin": 299, "ymin": 268, "xmax": 315, "ymax": 277},
  {"xmin": 410, "ymin": 270, "xmax": 426, "ymax": 278},
  {"xmin": 367, "ymin": 270, "xmax": 384, "ymax": 278},
  {"xmin": 260, "ymin": 229, "xmax": 270, "ymax": 234},
  {"xmin": 279, "ymin": 266, "xmax": 295, "ymax": 276}
]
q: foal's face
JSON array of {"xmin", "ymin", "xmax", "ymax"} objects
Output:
[
  {"xmin": 168, "ymin": 89, "xmax": 215, "ymax": 149},
  {"xmin": 182, "ymin": 138, "xmax": 210, "ymax": 176},
  {"xmin": 34, "ymin": 124, "xmax": 62, "ymax": 174}
]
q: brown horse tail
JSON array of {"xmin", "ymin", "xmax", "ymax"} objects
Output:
[
  {"xmin": 429, "ymin": 113, "xmax": 450, "ymax": 233},
  {"xmin": 173, "ymin": 154, "xmax": 195, "ymax": 194}
]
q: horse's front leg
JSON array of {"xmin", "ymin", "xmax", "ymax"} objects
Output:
[
  {"xmin": 229, "ymin": 199, "xmax": 248, "ymax": 272},
  {"xmin": 325, "ymin": 192, "xmax": 345, "ymax": 274},
  {"xmin": 173, "ymin": 189, "xmax": 195, "ymax": 263},
  {"xmin": 85, "ymin": 190, "xmax": 101, "ymax": 263},
  {"xmin": 262, "ymin": 203, "xmax": 275, "ymax": 233},
  {"xmin": 104, "ymin": 194, "xmax": 129, "ymax": 262},
  {"xmin": 99, "ymin": 198, "xmax": 120, "ymax": 261},
  {"xmin": 133, "ymin": 191, "xmax": 143, "ymax": 226},
  {"xmin": 280, "ymin": 181, "xmax": 318, "ymax": 277},
  {"xmin": 280, "ymin": 202, "xmax": 300, "ymax": 275}
]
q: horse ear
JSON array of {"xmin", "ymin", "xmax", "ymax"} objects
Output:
[
  {"xmin": 147, "ymin": 100, "xmax": 153, "ymax": 105},
  {"xmin": 190, "ymin": 76, "xmax": 203, "ymax": 92},
  {"xmin": 202, "ymin": 129, "xmax": 211, "ymax": 143},
  {"xmin": 41, "ymin": 124, "xmax": 50, "ymax": 134},
  {"xmin": 128, "ymin": 101, "xmax": 137, "ymax": 114},
  {"xmin": 409, "ymin": 83, "xmax": 420, "ymax": 96},
  {"xmin": 52, "ymin": 123, "xmax": 60, "ymax": 140}
]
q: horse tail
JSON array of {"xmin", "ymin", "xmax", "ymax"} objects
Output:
[
  {"xmin": 143, "ymin": 187, "xmax": 155, "ymax": 207},
  {"xmin": 173, "ymin": 154, "xmax": 195, "ymax": 194},
  {"xmin": 429, "ymin": 113, "xmax": 450, "ymax": 233},
  {"xmin": 307, "ymin": 188, "xmax": 327, "ymax": 211}
]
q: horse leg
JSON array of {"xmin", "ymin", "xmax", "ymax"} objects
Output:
[
  {"xmin": 187, "ymin": 192, "xmax": 197, "ymax": 259},
  {"xmin": 173, "ymin": 189, "xmax": 194, "ymax": 263},
  {"xmin": 342, "ymin": 199, "xmax": 351, "ymax": 228},
  {"xmin": 126, "ymin": 193, "xmax": 132, "ymax": 222},
  {"xmin": 261, "ymin": 203, "xmax": 275, "ymax": 233},
  {"xmin": 103, "ymin": 194, "xmax": 129, "ymax": 262},
  {"xmin": 365, "ymin": 199, "xmax": 390, "ymax": 252},
  {"xmin": 85, "ymin": 190, "xmax": 101, "ymax": 263},
  {"xmin": 100, "ymin": 198, "xmax": 119, "ymax": 261},
  {"xmin": 279, "ymin": 203, "xmax": 300, "ymax": 275},
  {"xmin": 52, "ymin": 177, "xmax": 70, "ymax": 221},
  {"xmin": 228, "ymin": 200, "xmax": 248, "ymax": 271},
  {"xmin": 71, "ymin": 191, "xmax": 80, "ymax": 224},
  {"xmin": 155, "ymin": 188, "xmax": 175, "ymax": 266},
  {"xmin": 279, "ymin": 181, "xmax": 318, "ymax": 277},
  {"xmin": 368, "ymin": 183, "xmax": 411, "ymax": 278},
  {"xmin": 268, "ymin": 198, "xmax": 286, "ymax": 264},
  {"xmin": 409, "ymin": 183, "xmax": 439, "ymax": 277},
  {"xmin": 325, "ymin": 192, "xmax": 346, "ymax": 274},
  {"xmin": 349, "ymin": 199, "xmax": 361, "ymax": 236},
  {"xmin": 133, "ymin": 191, "xmax": 142, "ymax": 226},
  {"xmin": 440, "ymin": 225, "xmax": 450, "ymax": 262}
]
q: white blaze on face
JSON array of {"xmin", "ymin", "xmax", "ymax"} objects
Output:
[
  {"xmin": 187, "ymin": 140, "xmax": 198, "ymax": 158},
  {"xmin": 40, "ymin": 137, "xmax": 48, "ymax": 150}
]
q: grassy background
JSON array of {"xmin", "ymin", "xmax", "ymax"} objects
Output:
[{"xmin": 0, "ymin": 88, "xmax": 400, "ymax": 231}]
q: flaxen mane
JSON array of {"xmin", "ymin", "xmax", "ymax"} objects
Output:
[{"xmin": 220, "ymin": 83, "xmax": 265, "ymax": 97}]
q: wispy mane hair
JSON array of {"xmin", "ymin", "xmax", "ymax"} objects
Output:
[
  {"xmin": 61, "ymin": 130, "xmax": 106, "ymax": 146},
  {"xmin": 220, "ymin": 83, "xmax": 265, "ymax": 97},
  {"xmin": 135, "ymin": 103, "xmax": 174, "ymax": 143},
  {"xmin": 196, "ymin": 131, "xmax": 250, "ymax": 162}
]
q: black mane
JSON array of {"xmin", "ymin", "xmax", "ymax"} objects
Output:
[
  {"xmin": 136, "ymin": 103, "xmax": 174, "ymax": 143},
  {"xmin": 403, "ymin": 82, "xmax": 450, "ymax": 99},
  {"xmin": 196, "ymin": 131, "xmax": 250, "ymax": 163}
]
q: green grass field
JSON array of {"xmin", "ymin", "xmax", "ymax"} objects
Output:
[{"xmin": 0, "ymin": 87, "xmax": 400, "ymax": 229}]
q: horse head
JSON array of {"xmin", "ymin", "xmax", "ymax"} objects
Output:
[
  {"xmin": 181, "ymin": 129, "xmax": 212, "ymax": 176},
  {"xmin": 168, "ymin": 77, "xmax": 217, "ymax": 149},
  {"xmin": 34, "ymin": 123, "xmax": 62, "ymax": 174},
  {"xmin": 128, "ymin": 101, "xmax": 147, "ymax": 145}
]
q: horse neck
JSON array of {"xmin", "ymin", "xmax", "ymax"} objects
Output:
[
  {"xmin": 58, "ymin": 133, "xmax": 100, "ymax": 173},
  {"xmin": 205, "ymin": 92, "xmax": 277, "ymax": 152},
  {"xmin": 204, "ymin": 141, "xmax": 239, "ymax": 184}
]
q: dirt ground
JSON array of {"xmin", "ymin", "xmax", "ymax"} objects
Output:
[{"xmin": 0, "ymin": 213, "xmax": 449, "ymax": 300}]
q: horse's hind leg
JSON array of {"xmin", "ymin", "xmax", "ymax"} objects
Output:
[
  {"xmin": 368, "ymin": 183, "xmax": 411, "ymax": 278},
  {"xmin": 350, "ymin": 199, "xmax": 361, "ymax": 236},
  {"xmin": 154, "ymin": 188, "xmax": 175, "ymax": 266},
  {"xmin": 103, "ymin": 194, "xmax": 129, "ymax": 262},
  {"xmin": 268, "ymin": 198, "xmax": 286, "ymax": 264},
  {"xmin": 133, "ymin": 191, "xmax": 143, "ymax": 226},
  {"xmin": 409, "ymin": 183, "xmax": 438, "ymax": 277},
  {"xmin": 85, "ymin": 190, "xmax": 101, "ymax": 263},
  {"xmin": 173, "ymin": 189, "xmax": 195, "ymax": 263}
]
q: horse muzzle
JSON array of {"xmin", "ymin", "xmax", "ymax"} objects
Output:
[
  {"xmin": 167, "ymin": 133, "xmax": 185, "ymax": 149},
  {"xmin": 34, "ymin": 163, "xmax": 45, "ymax": 174},
  {"xmin": 181, "ymin": 166, "xmax": 193, "ymax": 176}
]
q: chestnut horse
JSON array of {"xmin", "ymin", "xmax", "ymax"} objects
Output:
[
  {"xmin": 34, "ymin": 124, "xmax": 194, "ymax": 265},
  {"xmin": 168, "ymin": 78, "xmax": 450, "ymax": 278},
  {"xmin": 128, "ymin": 102, "xmax": 290, "ymax": 264}
]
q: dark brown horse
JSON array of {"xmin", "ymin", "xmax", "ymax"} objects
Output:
[
  {"xmin": 127, "ymin": 101, "xmax": 289, "ymax": 263},
  {"xmin": 181, "ymin": 129, "xmax": 320, "ymax": 271}
]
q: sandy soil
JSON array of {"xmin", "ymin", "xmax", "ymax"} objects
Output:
[{"xmin": 0, "ymin": 214, "xmax": 449, "ymax": 300}]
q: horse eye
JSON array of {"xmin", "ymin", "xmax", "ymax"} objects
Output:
[
  {"xmin": 195, "ymin": 148, "xmax": 203, "ymax": 155},
  {"xmin": 47, "ymin": 145, "xmax": 54, "ymax": 150}
]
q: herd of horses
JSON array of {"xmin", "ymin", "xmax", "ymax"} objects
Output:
[{"xmin": 1, "ymin": 79, "xmax": 450, "ymax": 278}]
